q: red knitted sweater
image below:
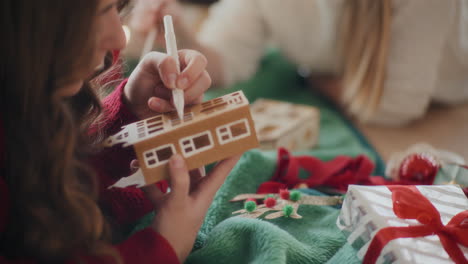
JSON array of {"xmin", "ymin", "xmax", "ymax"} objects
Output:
[{"xmin": 0, "ymin": 80, "xmax": 179, "ymax": 264}]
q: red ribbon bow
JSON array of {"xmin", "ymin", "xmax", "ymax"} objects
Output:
[{"xmin": 364, "ymin": 186, "xmax": 468, "ymax": 264}]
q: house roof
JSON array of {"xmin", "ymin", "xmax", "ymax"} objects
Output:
[{"xmin": 104, "ymin": 90, "xmax": 249, "ymax": 147}]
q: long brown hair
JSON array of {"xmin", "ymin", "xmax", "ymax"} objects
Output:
[
  {"xmin": 1, "ymin": 0, "xmax": 127, "ymax": 262},
  {"xmin": 340, "ymin": 0, "xmax": 392, "ymax": 122}
]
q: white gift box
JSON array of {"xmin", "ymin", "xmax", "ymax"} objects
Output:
[
  {"xmin": 337, "ymin": 185, "xmax": 468, "ymax": 264},
  {"xmin": 250, "ymin": 99, "xmax": 319, "ymax": 151}
]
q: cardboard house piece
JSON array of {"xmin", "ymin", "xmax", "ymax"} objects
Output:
[
  {"xmin": 250, "ymin": 99, "xmax": 319, "ymax": 151},
  {"xmin": 104, "ymin": 90, "xmax": 259, "ymax": 188}
]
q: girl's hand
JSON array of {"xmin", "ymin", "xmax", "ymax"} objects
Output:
[
  {"xmin": 130, "ymin": 0, "xmax": 183, "ymax": 45},
  {"xmin": 124, "ymin": 50, "xmax": 210, "ymax": 119},
  {"xmin": 150, "ymin": 154, "xmax": 240, "ymax": 262}
]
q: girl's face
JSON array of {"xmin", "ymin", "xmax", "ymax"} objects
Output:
[
  {"xmin": 61, "ymin": 0, "xmax": 126, "ymax": 97},
  {"xmin": 93, "ymin": 0, "xmax": 127, "ymax": 71}
]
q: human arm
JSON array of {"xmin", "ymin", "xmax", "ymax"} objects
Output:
[
  {"xmin": 0, "ymin": 174, "xmax": 177, "ymax": 264},
  {"xmin": 112, "ymin": 48, "xmax": 241, "ymax": 262},
  {"xmin": 147, "ymin": 154, "xmax": 241, "ymax": 262},
  {"xmin": 0, "ymin": 48, "xmax": 226, "ymax": 263},
  {"xmin": 307, "ymin": 74, "xmax": 343, "ymax": 105},
  {"xmin": 130, "ymin": 0, "xmax": 268, "ymax": 87},
  {"xmin": 368, "ymin": 0, "xmax": 456, "ymax": 125},
  {"xmin": 0, "ymin": 154, "xmax": 239, "ymax": 264},
  {"xmin": 432, "ymin": 0, "xmax": 468, "ymax": 104},
  {"xmin": 90, "ymin": 79, "xmax": 155, "ymax": 226},
  {"xmin": 76, "ymin": 228, "xmax": 179, "ymax": 264},
  {"xmin": 94, "ymin": 49, "xmax": 211, "ymax": 185},
  {"xmin": 92, "ymin": 50, "xmax": 211, "ymax": 225}
]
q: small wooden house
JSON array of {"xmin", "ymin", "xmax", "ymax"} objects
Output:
[
  {"xmin": 250, "ymin": 99, "xmax": 319, "ymax": 151},
  {"xmin": 105, "ymin": 91, "xmax": 259, "ymax": 188}
]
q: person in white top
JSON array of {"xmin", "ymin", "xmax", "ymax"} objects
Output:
[{"xmin": 131, "ymin": 0, "xmax": 468, "ymax": 126}]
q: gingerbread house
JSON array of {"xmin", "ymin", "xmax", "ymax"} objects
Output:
[{"xmin": 105, "ymin": 91, "xmax": 259, "ymax": 188}]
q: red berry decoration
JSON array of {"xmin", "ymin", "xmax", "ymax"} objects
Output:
[
  {"xmin": 398, "ymin": 154, "xmax": 439, "ymax": 185},
  {"xmin": 246, "ymin": 198, "xmax": 257, "ymax": 204},
  {"xmin": 279, "ymin": 189, "xmax": 290, "ymax": 200},
  {"xmin": 264, "ymin": 197, "xmax": 277, "ymax": 208}
]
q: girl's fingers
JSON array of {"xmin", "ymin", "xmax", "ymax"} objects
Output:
[
  {"xmin": 189, "ymin": 168, "xmax": 204, "ymax": 180},
  {"xmin": 141, "ymin": 183, "xmax": 166, "ymax": 208},
  {"xmin": 144, "ymin": 50, "xmax": 207, "ymax": 92},
  {"xmin": 167, "ymin": 154, "xmax": 190, "ymax": 199},
  {"xmin": 183, "ymin": 71, "xmax": 211, "ymax": 103},
  {"xmin": 148, "ymin": 71, "xmax": 209, "ymax": 113},
  {"xmin": 138, "ymin": 50, "xmax": 210, "ymax": 116},
  {"xmin": 138, "ymin": 52, "xmax": 178, "ymax": 90},
  {"xmin": 152, "ymin": 54, "xmax": 179, "ymax": 89},
  {"xmin": 131, "ymin": 0, "xmax": 167, "ymax": 33},
  {"xmin": 129, "ymin": 159, "xmax": 140, "ymax": 174},
  {"xmin": 188, "ymin": 168, "xmax": 204, "ymax": 193},
  {"xmin": 193, "ymin": 155, "xmax": 241, "ymax": 202},
  {"xmin": 192, "ymin": 95, "xmax": 204, "ymax": 105},
  {"xmin": 198, "ymin": 166, "xmax": 206, "ymax": 177},
  {"xmin": 148, "ymin": 96, "xmax": 174, "ymax": 113},
  {"xmin": 130, "ymin": 159, "xmax": 140, "ymax": 169},
  {"xmin": 177, "ymin": 50, "xmax": 208, "ymax": 90}
]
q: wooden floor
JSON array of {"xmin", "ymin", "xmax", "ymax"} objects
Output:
[{"xmin": 356, "ymin": 103, "xmax": 468, "ymax": 163}]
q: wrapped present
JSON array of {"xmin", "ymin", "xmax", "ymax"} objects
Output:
[
  {"xmin": 435, "ymin": 164, "xmax": 468, "ymax": 187},
  {"xmin": 337, "ymin": 185, "xmax": 468, "ymax": 264},
  {"xmin": 250, "ymin": 99, "xmax": 319, "ymax": 151}
]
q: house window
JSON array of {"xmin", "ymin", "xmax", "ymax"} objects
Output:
[
  {"xmin": 146, "ymin": 115, "xmax": 162, "ymax": 125},
  {"xmin": 217, "ymin": 119, "xmax": 250, "ymax": 145},
  {"xmin": 144, "ymin": 115, "xmax": 164, "ymax": 135},
  {"xmin": 228, "ymin": 93, "xmax": 244, "ymax": 105},
  {"xmin": 183, "ymin": 112, "xmax": 194, "ymax": 122},
  {"xmin": 201, "ymin": 98, "xmax": 228, "ymax": 114},
  {"xmin": 170, "ymin": 112, "xmax": 194, "ymax": 127},
  {"xmin": 116, "ymin": 131, "xmax": 130, "ymax": 140},
  {"xmin": 179, "ymin": 131, "xmax": 213, "ymax": 157},
  {"xmin": 148, "ymin": 126, "xmax": 163, "ymax": 135},
  {"xmin": 143, "ymin": 144, "xmax": 175, "ymax": 168},
  {"xmin": 137, "ymin": 126, "xmax": 146, "ymax": 138}
]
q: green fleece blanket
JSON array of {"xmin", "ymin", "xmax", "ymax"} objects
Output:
[{"xmin": 127, "ymin": 51, "xmax": 384, "ymax": 263}]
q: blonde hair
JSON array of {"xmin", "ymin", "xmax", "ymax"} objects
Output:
[{"xmin": 340, "ymin": 0, "xmax": 392, "ymax": 122}]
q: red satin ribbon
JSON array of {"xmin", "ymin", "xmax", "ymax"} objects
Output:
[
  {"xmin": 257, "ymin": 147, "xmax": 384, "ymax": 194},
  {"xmin": 364, "ymin": 185, "xmax": 468, "ymax": 264}
]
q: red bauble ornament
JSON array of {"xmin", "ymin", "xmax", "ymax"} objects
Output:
[
  {"xmin": 264, "ymin": 197, "xmax": 277, "ymax": 208},
  {"xmin": 398, "ymin": 154, "xmax": 439, "ymax": 185},
  {"xmin": 279, "ymin": 189, "xmax": 290, "ymax": 200}
]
